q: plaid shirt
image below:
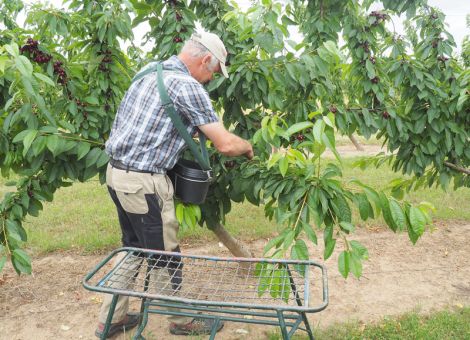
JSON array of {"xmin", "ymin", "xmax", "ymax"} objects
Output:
[{"xmin": 105, "ymin": 56, "xmax": 219, "ymax": 173}]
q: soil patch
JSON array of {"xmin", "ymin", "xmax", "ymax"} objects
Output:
[{"xmin": 1, "ymin": 221, "xmax": 469, "ymax": 340}]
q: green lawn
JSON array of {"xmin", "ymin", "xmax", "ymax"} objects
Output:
[
  {"xmin": 268, "ymin": 307, "xmax": 470, "ymax": 340},
  {"xmin": 1, "ymin": 157, "xmax": 469, "ymax": 255}
]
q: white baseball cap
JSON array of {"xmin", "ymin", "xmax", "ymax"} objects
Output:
[{"xmin": 191, "ymin": 31, "xmax": 229, "ymax": 78}]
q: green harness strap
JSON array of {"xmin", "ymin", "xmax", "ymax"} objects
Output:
[{"xmin": 131, "ymin": 63, "xmax": 211, "ymax": 171}]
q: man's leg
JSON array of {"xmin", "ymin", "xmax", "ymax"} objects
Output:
[{"xmin": 98, "ymin": 164, "xmax": 144, "ymax": 325}]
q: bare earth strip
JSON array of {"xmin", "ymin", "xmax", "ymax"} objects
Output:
[{"xmin": 1, "ymin": 221, "xmax": 469, "ymax": 340}]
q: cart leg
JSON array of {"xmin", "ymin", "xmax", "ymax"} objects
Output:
[
  {"xmin": 101, "ymin": 294, "xmax": 118, "ymax": 340},
  {"xmin": 286, "ymin": 266, "xmax": 315, "ymax": 340},
  {"xmin": 301, "ymin": 312, "xmax": 314, "ymax": 340},
  {"xmin": 209, "ymin": 317, "xmax": 221, "ymax": 340},
  {"xmin": 277, "ymin": 310, "xmax": 290, "ymax": 340},
  {"xmin": 133, "ymin": 301, "xmax": 149, "ymax": 340}
]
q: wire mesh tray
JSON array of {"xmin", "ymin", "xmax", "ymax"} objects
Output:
[{"xmin": 83, "ymin": 247, "xmax": 328, "ymax": 313}]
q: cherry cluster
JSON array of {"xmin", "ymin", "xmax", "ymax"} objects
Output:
[
  {"xmin": 20, "ymin": 38, "xmax": 52, "ymax": 64},
  {"xmin": 224, "ymin": 160, "xmax": 236, "ymax": 169},
  {"xmin": 369, "ymin": 11, "xmax": 389, "ymax": 26},
  {"xmin": 431, "ymin": 37, "xmax": 443, "ymax": 49},
  {"xmin": 98, "ymin": 49, "xmax": 112, "ymax": 72},
  {"xmin": 362, "ymin": 41, "xmax": 370, "ymax": 54},
  {"xmin": 53, "ymin": 61, "xmax": 68, "ymax": 85}
]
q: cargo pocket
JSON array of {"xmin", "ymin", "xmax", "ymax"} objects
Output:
[{"xmin": 114, "ymin": 182, "xmax": 149, "ymax": 214}]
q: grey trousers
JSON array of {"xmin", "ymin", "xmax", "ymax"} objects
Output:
[{"xmin": 98, "ymin": 164, "xmax": 191, "ymax": 325}]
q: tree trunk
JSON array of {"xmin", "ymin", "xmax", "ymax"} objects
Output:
[
  {"xmin": 349, "ymin": 134, "xmax": 364, "ymax": 151},
  {"xmin": 210, "ymin": 222, "xmax": 253, "ymax": 258}
]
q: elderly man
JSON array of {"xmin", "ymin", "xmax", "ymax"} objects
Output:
[{"xmin": 95, "ymin": 31, "xmax": 253, "ymax": 338}]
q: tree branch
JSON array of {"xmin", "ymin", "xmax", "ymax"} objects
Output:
[{"xmin": 444, "ymin": 162, "xmax": 470, "ymax": 175}]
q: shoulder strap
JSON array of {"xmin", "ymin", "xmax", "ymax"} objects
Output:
[{"xmin": 155, "ymin": 63, "xmax": 211, "ymax": 171}]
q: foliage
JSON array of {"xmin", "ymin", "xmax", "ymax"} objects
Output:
[{"xmin": 0, "ymin": 0, "xmax": 468, "ymax": 295}]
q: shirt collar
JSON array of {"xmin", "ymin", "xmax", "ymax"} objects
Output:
[{"xmin": 163, "ymin": 55, "xmax": 190, "ymax": 75}]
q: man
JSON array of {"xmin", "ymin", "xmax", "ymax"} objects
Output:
[{"xmin": 95, "ymin": 31, "xmax": 253, "ymax": 338}]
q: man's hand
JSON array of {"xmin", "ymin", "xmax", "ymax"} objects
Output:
[{"xmin": 199, "ymin": 122, "xmax": 253, "ymax": 158}]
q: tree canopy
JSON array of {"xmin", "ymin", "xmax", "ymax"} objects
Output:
[{"xmin": 0, "ymin": 0, "xmax": 468, "ymax": 290}]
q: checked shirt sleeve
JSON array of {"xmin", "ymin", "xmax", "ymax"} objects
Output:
[{"xmin": 175, "ymin": 82, "xmax": 219, "ymax": 126}]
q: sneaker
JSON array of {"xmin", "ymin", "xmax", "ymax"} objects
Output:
[
  {"xmin": 169, "ymin": 317, "xmax": 224, "ymax": 336},
  {"xmin": 95, "ymin": 313, "xmax": 141, "ymax": 338}
]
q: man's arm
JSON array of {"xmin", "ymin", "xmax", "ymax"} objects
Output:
[{"xmin": 199, "ymin": 122, "xmax": 254, "ymax": 159}]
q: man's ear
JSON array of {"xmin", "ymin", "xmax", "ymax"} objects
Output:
[{"xmin": 201, "ymin": 54, "xmax": 212, "ymax": 67}]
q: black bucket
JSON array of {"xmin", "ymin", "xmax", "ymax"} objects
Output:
[{"xmin": 168, "ymin": 159, "xmax": 213, "ymax": 204}]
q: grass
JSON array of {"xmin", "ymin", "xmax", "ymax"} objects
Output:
[
  {"xmin": 335, "ymin": 133, "xmax": 382, "ymax": 146},
  {"xmin": 267, "ymin": 307, "xmax": 470, "ymax": 340},
  {"xmin": 1, "ymin": 155, "xmax": 469, "ymax": 255}
]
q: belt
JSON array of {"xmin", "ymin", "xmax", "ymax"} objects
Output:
[{"xmin": 109, "ymin": 159, "xmax": 163, "ymax": 175}]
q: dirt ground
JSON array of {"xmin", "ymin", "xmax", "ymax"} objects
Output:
[{"xmin": 1, "ymin": 220, "xmax": 469, "ymax": 340}]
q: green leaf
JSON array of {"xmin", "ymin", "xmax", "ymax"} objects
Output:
[
  {"xmin": 379, "ymin": 193, "xmax": 398, "ymax": 232},
  {"xmin": 96, "ymin": 150, "xmax": 110, "ymax": 168},
  {"xmin": 349, "ymin": 253, "xmax": 363, "ymax": 278},
  {"xmin": 0, "ymin": 55, "xmax": 9, "ymax": 74},
  {"xmin": 350, "ymin": 240, "xmax": 369, "ymax": 260},
  {"xmin": 338, "ymin": 251, "xmax": 350, "ymax": 278},
  {"xmin": 12, "ymin": 130, "xmax": 30, "ymax": 143},
  {"xmin": 286, "ymin": 122, "xmax": 313, "ymax": 136},
  {"xmin": 389, "ymin": 200, "xmax": 406, "ymax": 231},
  {"xmin": 356, "ymin": 193, "xmax": 371, "ymax": 220},
  {"xmin": 32, "ymin": 136, "xmax": 47, "ymax": 156},
  {"xmin": 409, "ymin": 206, "xmax": 426, "ymax": 237},
  {"xmin": 302, "ymin": 221, "xmax": 317, "ymax": 245},
  {"xmin": 12, "ymin": 248, "xmax": 32, "ymax": 274},
  {"xmin": 323, "ymin": 238, "xmax": 336, "ymax": 260},
  {"xmin": 85, "ymin": 147, "xmax": 102, "ymax": 167},
  {"xmin": 264, "ymin": 232, "xmax": 287, "ymax": 254},
  {"xmin": 339, "ymin": 221, "xmax": 355, "ymax": 233},
  {"xmin": 291, "ymin": 239, "xmax": 309, "ymax": 277},
  {"xmin": 256, "ymin": 262, "xmax": 272, "ymax": 297},
  {"xmin": 365, "ymin": 59, "xmax": 375, "ymax": 79},
  {"xmin": 22, "ymin": 130, "xmax": 38, "ymax": 157},
  {"xmin": 175, "ymin": 203, "xmax": 184, "ymax": 224},
  {"xmin": 322, "ymin": 130, "xmax": 341, "ymax": 163},
  {"xmin": 34, "ymin": 72, "xmax": 55, "ymax": 86},
  {"xmin": 84, "ymin": 96, "xmax": 99, "ymax": 105},
  {"xmin": 312, "ymin": 119, "xmax": 325, "ymax": 142},
  {"xmin": 279, "ymin": 157, "xmax": 288, "ymax": 177},
  {"xmin": 5, "ymin": 43, "xmax": 19, "ymax": 57},
  {"xmin": 28, "ymin": 198, "xmax": 43, "ymax": 217},
  {"xmin": 15, "ymin": 55, "xmax": 33, "ymax": 77},
  {"xmin": 333, "ymin": 194, "xmax": 351, "ymax": 223},
  {"xmin": 46, "ymin": 135, "xmax": 60, "ymax": 156},
  {"xmin": 76, "ymin": 142, "xmax": 90, "ymax": 160}
]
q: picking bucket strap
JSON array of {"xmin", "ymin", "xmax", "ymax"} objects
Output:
[{"xmin": 155, "ymin": 63, "xmax": 211, "ymax": 171}]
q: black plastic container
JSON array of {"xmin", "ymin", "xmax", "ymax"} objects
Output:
[{"xmin": 168, "ymin": 159, "xmax": 213, "ymax": 204}]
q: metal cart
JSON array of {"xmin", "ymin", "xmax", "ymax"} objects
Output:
[{"xmin": 83, "ymin": 247, "xmax": 328, "ymax": 339}]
